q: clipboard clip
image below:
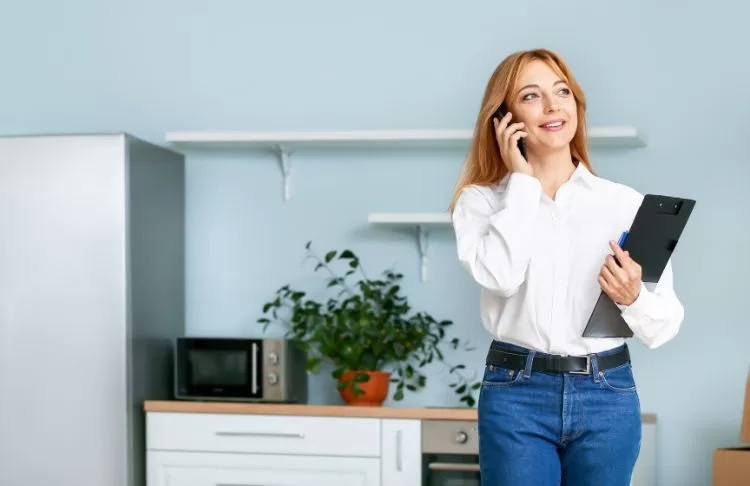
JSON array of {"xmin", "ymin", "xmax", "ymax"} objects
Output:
[{"xmin": 657, "ymin": 199, "xmax": 684, "ymax": 215}]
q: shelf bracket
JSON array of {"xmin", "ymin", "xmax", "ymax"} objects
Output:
[
  {"xmin": 274, "ymin": 145, "xmax": 292, "ymax": 201},
  {"xmin": 416, "ymin": 224, "xmax": 429, "ymax": 282}
]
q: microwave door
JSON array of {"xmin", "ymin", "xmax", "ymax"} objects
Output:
[{"xmin": 177, "ymin": 338, "xmax": 263, "ymax": 400}]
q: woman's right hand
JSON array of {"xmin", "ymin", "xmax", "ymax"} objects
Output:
[{"xmin": 493, "ymin": 112, "xmax": 533, "ymax": 176}]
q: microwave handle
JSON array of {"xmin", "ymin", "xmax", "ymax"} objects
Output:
[{"xmin": 251, "ymin": 342, "xmax": 259, "ymax": 394}]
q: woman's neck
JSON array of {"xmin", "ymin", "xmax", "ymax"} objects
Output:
[{"xmin": 528, "ymin": 148, "xmax": 576, "ymax": 200}]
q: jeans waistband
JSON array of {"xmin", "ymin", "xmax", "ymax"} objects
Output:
[
  {"xmin": 489, "ymin": 340, "xmax": 628, "ymax": 359},
  {"xmin": 487, "ymin": 341, "xmax": 630, "ymax": 375}
]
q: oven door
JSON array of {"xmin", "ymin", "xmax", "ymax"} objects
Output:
[
  {"xmin": 421, "ymin": 420, "xmax": 480, "ymax": 486},
  {"xmin": 423, "ymin": 452, "xmax": 480, "ymax": 486}
]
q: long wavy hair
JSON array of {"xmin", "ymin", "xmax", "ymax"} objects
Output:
[{"xmin": 449, "ymin": 49, "xmax": 593, "ymax": 211}]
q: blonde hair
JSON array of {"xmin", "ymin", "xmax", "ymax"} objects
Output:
[{"xmin": 449, "ymin": 48, "xmax": 593, "ymax": 211}]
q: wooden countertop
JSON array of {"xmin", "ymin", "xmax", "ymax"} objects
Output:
[{"xmin": 144, "ymin": 401, "xmax": 657, "ymax": 424}]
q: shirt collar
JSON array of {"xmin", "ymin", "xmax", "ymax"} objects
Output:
[
  {"xmin": 494, "ymin": 160, "xmax": 597, "ymax": 192},
  {"xmin": 570, "ymin": 161, "xmax": 597, "ymax": 189}
]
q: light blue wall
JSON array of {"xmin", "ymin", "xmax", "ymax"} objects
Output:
[{"xmin": 2, "ymin": 1, "xmax": 748, "ymax": 484}]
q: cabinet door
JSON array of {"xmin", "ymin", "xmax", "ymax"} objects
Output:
[
  {"xmin": 381, "ymin": 419, "xmax": 421, "ymax": 486},
  {"xmin": 631, "ymin": 421, "xmax": 656, "ymax": 486},
  {"xmin": 148, "ymin": 451, "xmax": 380, "ymax": 486}
]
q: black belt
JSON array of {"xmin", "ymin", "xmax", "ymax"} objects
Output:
[{"xmin": 486, "ymin": 344, "xmax": 630, "ymax": 375}]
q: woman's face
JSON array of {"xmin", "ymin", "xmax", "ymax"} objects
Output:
[{"xmin": 509, "ymin": 59, "xmax": 578, "ymax": 153}]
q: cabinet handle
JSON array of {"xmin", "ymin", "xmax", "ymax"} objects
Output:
[
  {"xmin": 396, "ymin": 430, "xmax": 403, "ymax": 472},
  {"xmin": 215, "ymin": 431, "xmax": 305, "ymax": 439}
]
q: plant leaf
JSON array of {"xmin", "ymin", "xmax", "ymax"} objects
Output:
[{"xmin": 252, "ymin": 240, "xmax": 481, "ymax": 407}]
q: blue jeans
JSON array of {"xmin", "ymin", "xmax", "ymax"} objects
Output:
[{"xmin": 478, "ymin": 341, "xmax": 641, "ymax": 486}]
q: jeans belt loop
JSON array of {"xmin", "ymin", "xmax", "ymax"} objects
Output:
[
  {"xmin": 522, "ymin": 350, "xmax": 536, "ymax": 378},
  {"xmin": 591, "ymin": 353, "xmax": 601, "ymax": 381}
]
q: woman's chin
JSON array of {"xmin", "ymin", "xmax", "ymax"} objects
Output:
[
  {"xmin": 533, "ymin": 127, "xmax": 576, "ymax": 150},
  {"xmin": 532, "ymin": 139, "xmax": 574, "ymax": 154}
]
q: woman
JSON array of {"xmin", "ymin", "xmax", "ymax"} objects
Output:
[{"xmin": 450, "ymin": 49, "xmax": 685, "ymax": 486}]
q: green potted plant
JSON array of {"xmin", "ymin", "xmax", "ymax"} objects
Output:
[{"xmin": 257, "ymin": 241, "xmax": 480, "ymax": 407}]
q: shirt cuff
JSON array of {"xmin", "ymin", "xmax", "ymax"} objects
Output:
[{"xmin": 619, "ymin": 282, "xmax": 649, "ymax": 319}]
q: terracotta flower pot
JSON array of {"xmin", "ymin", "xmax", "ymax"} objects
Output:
[{"xmin": 338, "ymin": 370, "xmax": 391, "ymax": 406}]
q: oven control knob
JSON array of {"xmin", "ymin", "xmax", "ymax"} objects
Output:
[
  {"xmin": 267, "ymin": 372, "xmax": 279, "ymax": 385},
  {"xmin": 454, "ymin": 431, "xmax": 469, "ymax": 444},
  {"xmin": 268, "ymin": 352, "xmax": 279, "ymax": 364}
]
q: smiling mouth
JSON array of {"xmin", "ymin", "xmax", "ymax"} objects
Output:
[{"xmin": 540, "ymin": 120, "xmax": 566, "ymax": 130}]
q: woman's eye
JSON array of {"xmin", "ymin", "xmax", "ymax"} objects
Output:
[
  {"xmin": 558, "ymin": 87, "xmax": 571, "ymax": 96},
  {"xmin": 521, "ymin": 92, "xmax": 537, "ymax": 101}
]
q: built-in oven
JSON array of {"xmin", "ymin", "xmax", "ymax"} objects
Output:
[{"xmin": 422, "ymin": 419, "xmax": 480, "ymax": 486}]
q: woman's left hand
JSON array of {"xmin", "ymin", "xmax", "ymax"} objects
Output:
[{"xmin": 598, "ymin": 240, "xmax": 642, "ymax": 306}]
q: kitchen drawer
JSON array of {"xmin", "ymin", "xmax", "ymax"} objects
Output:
[{"xmin": 146, "ymin": 412, "xmax": 381, "ymax": 457}]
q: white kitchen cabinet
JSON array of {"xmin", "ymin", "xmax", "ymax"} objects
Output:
[
  {"xmin": 145, "ymin": 405, "xmax": 657, "ymax": 486},
  {"xmin": 632, "ymin": 420, "xmax": 656, "ymax": 486},
  {"xmin": 148, "ymin": 451, "xmax": 380, "ymax": 486},
  {"xmin": 381, "ymin": 419, "xmax": 422, "ymax": 485},
  {"xmin": 146, "ymin": 411, "xmax": 381, "ymax": 457},
  {"xmin": 146, "ymin": 412, "xmax": 381, "ymax": 486}
]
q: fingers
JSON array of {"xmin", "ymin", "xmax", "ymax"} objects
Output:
[
  {"xmin": 601, "ymin": 253, "xmax": 629, "ymax": 292},
  {"xmin": 511, "ymin": 130, "xmax": 528, "ymax": 144},
  {"xmin": 599, "ymin": 265, "xmax": 618, "ymax": 289},
  {"xmin": 599, "ymin": 265, "xmax": 627, "ymax": 304},
  {"xmin": 501, "ymin": 123, "xmax": 525, "ymax": 148},
  {"xmin": 503, "ymin": 121, "xmax": 525, "ymax": 136},
  {"xmin": 599, "ymin": 239, "xmax": 643, "ymax": 305},
  {"xmin": 493, "ymin": 114, "xmax": 509, "ymax": 141},
  {"xmin": 604, "ymin": 255, "xmax": 628, "ymax": 284},
  {"xmin": 493, "ymin": 112, "xmax": 524, "ymax": 147},
  {"xmin": 609, "ymin": 240, "xmax": 629, "ymax": 263},
  {"xmin": 598, "ymin": 269, "xmax": 619, "ymax": 302},
  {"xmin": 608, "ymin": 240, "xmax": 641, "ymax": 280},
  {"xmin": 493, "ymin": 111, "xmax": 512, "ymax": 132},
  {"xmin": 493, "ymin": 111, "xmax": 533, "ymax": 175}
]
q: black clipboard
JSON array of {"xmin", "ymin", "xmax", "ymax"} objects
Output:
[{"xmin": 582, "ymin": 194, "xmax": 696, "ymax": 338}]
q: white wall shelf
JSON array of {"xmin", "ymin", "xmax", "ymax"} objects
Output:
[
  {"xmin": 165, "ymin": 126, "xmax": 645, "ymax": 149},
  {"xmin": 368, "ymin": 212, "xmax": 453, "ymax": 282},
  {"xmin": 166, "ymin": 127, "xmax": 646, "ymax": 200},
  {"xmin": 367, "ymin": 212, "xmax": 451, "ymax": 225}
]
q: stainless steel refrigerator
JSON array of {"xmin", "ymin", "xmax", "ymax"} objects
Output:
[{"xmin": 0, "ymin": 133, "xmax": 185, "ymax": 486}]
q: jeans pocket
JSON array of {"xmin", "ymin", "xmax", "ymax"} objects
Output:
[
  {"xmin": 481, "ymin": 364, "xmax": 526, "ymax": 388},
  {"xmin": 599, "ymin": 363, "xmax": 637, "ymax": 393}
]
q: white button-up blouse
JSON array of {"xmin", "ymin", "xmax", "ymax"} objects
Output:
[{"xmin": 451, "ymin": 163, "xmax": 685, "ymax": 356}]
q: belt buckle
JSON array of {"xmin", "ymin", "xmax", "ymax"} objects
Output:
[{"xmin": 570, "ymin": 355, "xmax": 591, "ymax": 375}]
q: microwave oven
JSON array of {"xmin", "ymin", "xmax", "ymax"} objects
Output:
[{"xmin": 173, "ymin": 337, "xmax": 308, "ymax": 403}]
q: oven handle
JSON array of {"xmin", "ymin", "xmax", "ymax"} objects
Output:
[{"xmin": 427, "ymin": 461, "xmax": 481, "ymax": 472}]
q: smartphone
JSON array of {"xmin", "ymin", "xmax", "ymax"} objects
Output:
[{"xmin": 493, "ymin": 103, "xmax": 527, "ymax": 161}]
